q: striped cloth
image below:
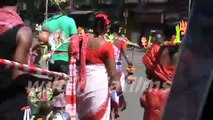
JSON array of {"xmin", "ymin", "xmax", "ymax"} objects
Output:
[
  {"xmin": 65, "ymin": 33, "xmax": 89, "ymax": 119},
  {"xmin": 0, "ymin": 59, "xmax": 69, "ymax": 80},
  {"xmin": 66, "ymin": 57, "xmax": 77, "ymax": 119},
  {"xmin": 68, "ymin": 34, "xmax": 88, "ymax": 91}
]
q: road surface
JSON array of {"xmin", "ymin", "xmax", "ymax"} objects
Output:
[{"xmin": 118, "ymin": 48, "xmax": 148, "ymax": 120}]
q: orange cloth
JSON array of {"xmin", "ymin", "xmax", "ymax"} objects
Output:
[
  {"xmin": 140, "ymin": 88, "xmax": 170, "ymax": 120},
  {"xmin": 142, "ymin": 44, "xmax": 175, "ymax": 82},
  {"xmin": 141, "ymin": 44, "xmax": 176, "ymax": 120}
]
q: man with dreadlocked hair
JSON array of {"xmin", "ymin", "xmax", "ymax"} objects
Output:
[
  {"xmin": 140, "ymin": 20, "xmax": 181, "ymax": 120},
  {"xmin": 68, "ymin": 13, "xmax": 121, "ymax": 120}
]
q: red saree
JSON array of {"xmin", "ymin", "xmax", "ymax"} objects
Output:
[
  {"xmin": 142, "ymin": 44, "xmax": 175, "ymax": 83},
  {"xmin": 141, "ymin": 44, "xmax": 176, "ymax": 120}
]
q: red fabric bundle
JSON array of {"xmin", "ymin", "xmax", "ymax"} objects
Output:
[
  {"xmin": 141, "ymin": 88, "xmax": 170, "ymax": 120},
  {"xmin": 142, "ymin": 44, "xmax": 175, "ymax": 82},
  {"xmin": 69, "ymin": 33, "xmax": 88, "ymax": 91},
  {"xmin": 141, "ymin": 44, "xmax": 176, "ymax": 120}
]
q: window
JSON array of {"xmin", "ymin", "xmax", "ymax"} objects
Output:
[
  {"xmin": 98, "ymin": 0, "xmax": 114, "ymax": 5},
  {"xmin": 124, "ymin": 0, "xmax": 139, "ymax": 3},
  {"xmin": 125, "ymin": 0, "xmax": 168, "ymax": 3},
  {"xmin": 146, "ymin": 0, "xmax": 168, "ymax": 3},
  {"xmin": 74, "ymin": 0, "xmax": 91, "ymax": 9}
]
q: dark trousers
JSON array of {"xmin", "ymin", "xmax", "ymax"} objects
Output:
[{"xmin": 0, "ymin": 84, "xmax": 27, "ymax": 120}]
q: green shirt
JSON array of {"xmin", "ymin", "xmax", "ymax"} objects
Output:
[{"xmin": 43, "ymin": 15, "xmax": 77, "ymax": 62}]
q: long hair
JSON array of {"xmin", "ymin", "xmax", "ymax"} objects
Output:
[
  {"xmin": 93, "ymin": 14, "xmax": 110, "ymax": 37},
  {"xmin": 110, "ymin": 21, "xmax": 120, "ymax": 34},
  {"xmin": 163, "ymin": 20, "xmax": 177, "ymax": 41}
]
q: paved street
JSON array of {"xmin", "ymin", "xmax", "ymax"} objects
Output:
[{"xmin": 118, "ymin": 48, "xmax": 149, "ymax": 120}]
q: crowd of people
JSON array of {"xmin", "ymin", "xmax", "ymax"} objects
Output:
[
  {"xmin": 0, "ymin": 0, "xmax": 133, "ymax": 119},
  {"xmin": 0, "ymin": 0, "xmax": 192, "ymax": 120}
]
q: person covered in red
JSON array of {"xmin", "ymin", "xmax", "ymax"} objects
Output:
[
  {"xmin": 140, "ymin": 21, "xmax": 180, "ymax": 120},
  {"xmin": 68, "ymin": 13, "xmax": 121, "ymax": 120}
]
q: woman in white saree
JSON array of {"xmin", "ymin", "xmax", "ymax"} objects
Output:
[{"xmin": 67, "ymin": 13, "xmax": 121, "ymax": 120}]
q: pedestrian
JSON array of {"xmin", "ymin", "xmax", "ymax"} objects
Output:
[
  {"xmin": 42, "ymin": 1, "xmax": 78, "ymax": 75},
  {"xmin": 68, "ymin": 13, "xmax": 122, "ymax": 120},
  {"xmin": 40, "ymin": 3, "xmax": 78, "ymax": 118},
  {"xmin": 0, "ymin": 0, "xmax": 45, "ymax": 119},
  {"xmin": 108, "ymin": 21, "xmax": 133, "ymax": 119},
  {"xmin": 140, "ymin": 21, "xmax": 181, "ymax": 120}
]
